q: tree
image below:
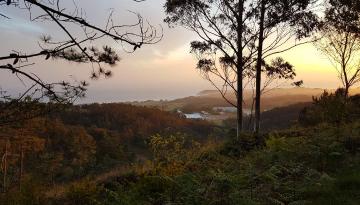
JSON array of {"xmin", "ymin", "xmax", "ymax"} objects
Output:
[
  {"xmin": 164, "ymin": 0, "xmax": 266, "ymax": 138},
  {"xmin": 164, "ymin": 0, "xmax": 251, "ymax": 137},
  {"xmin": 253, "ymin": 0, "xmax": 320, "ymax": 134},
  {"xmin": 254, "ymin": 0, "xmax": 266, "ymax": 134},
  {"xmin": 325, "ymin": 0, "xmax": 360, "ymax": 34},
  {"xmin": 164, "ymin": 0, "xmax": 318, "ymax": 137},
  {"xmin": 315, "ymin": 0, "xmax": 360, "ymax": 98},
  {"xmin": 315, "ymin": 28, "xmax": 360, "ymax": 97},
  {"xmin": 0, "ymin": 129, "xmax": 45, "ymax": 193},
  {"xmin": 298, "ymin": 88, "xmax": 355, "ymax": 126},
  {"xmin": 247, "ymin": 57, "xmax": 298, "ymax": 130},
  {"xmin": 0, "ymin": 0, "xmax": 161, "ymax": 125}
]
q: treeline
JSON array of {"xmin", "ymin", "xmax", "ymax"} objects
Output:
[
  {"xmin": 300, "ymin": 89, "xmax": 360, "ymax": 126},
  {"xmin": 56, "ymin": 103, "xmax": 213, "ymax": 141}
]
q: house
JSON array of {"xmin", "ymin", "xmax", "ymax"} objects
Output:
[{"xmin": 184, "ymin": 113, "xmax": 205, "ymax": 120}]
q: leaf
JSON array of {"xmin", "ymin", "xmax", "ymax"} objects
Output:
[
  {"xmin": 9, "ymin": 53, "xmax": 17, "ymax": 58},
  {"xmin": 13, "ymin": 58, "xmax": 19, "ymax": 65},
  {"xmin": 292, "ymin": 80, "xmax": 304, "ymax": 87},
  {"xmin": 45, "ymin": 53, "xmax": 51, "ymax": 60}
]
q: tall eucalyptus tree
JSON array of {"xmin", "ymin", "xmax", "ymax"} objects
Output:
[
  {"xmin": 164, "ymin": 0, "xmax": 319, "ymax": 137},
  {"xmin": 254, "ymin": 0, "xmax": 320, "ymax": 133}
]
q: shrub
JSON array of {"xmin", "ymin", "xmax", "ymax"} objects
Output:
[
  {"xmin": 299, "ymin": 89, "xmax": 360, "ymax": 126},
  {"xmin": 65, "ymin": 180, "xmax": 101, "ymax": 205}
]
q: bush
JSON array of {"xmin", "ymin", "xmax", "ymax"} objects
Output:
[
  {"xmin": 65, "ymin": 180, "xmax": 101, "ymax": 205},
  {"xmin": 148, "ymin": 133, "xmax": 201, "ymax": 176},
  {"xmin": 299, "ymin": 89, "xmax": 360, "ymax": 126}
]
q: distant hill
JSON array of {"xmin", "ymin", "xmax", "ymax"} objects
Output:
[
  {"xmin": 130, "ymin": 87, "xmax": 360, "ymax": 113},
  {"xmin": 222, "ymin": 102, "xmax": 312, "ymax": 131},
  {"xmin": 259, "ymin": 102, "xmax": 312, "ymax": 131}
]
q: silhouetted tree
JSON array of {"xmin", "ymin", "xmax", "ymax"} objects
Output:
[
  {"xmin": 0, "ymin": 0, "xmax": 162, "ymax": 125},
  {"xmin": 253, "ymin": 0, "xmax": 320, "ymax": 134},
  {"xmin": 164, "ymin": 0, "xmax": 255, "ymax": 138},
  {"xmin": 326, "ymin": 0, "xmax": 360, "ymax": 34},
  {"xmin": 164, "ymin": 0, "xmax": 318, "ymax": 137},
  {"xmin": 299, "ymin": 89, "xmax": 352, "ymax": 126},
  {"xmin": 315, "ymin": 0, "xmax": 360, "ymax": 98},
  {"xmin": 247, "ymin": 57, "xmax": 298, "ymax": 130}
]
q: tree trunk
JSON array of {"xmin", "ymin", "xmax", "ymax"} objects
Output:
[
  {"xmin": 19, "ymin": 142, "xmax": 24, "ymax": 191},
  {"xmin": 255, "ymin": 0, "xmax": 266, "ymax": 134},
  {"xmin": 342, "ymin": 33, "xmax": 350, "ymax": 100},
  {"xmin": 3, "ymin": 139, "xmax": 8, "ymax": 193},
  {"xmin": 236, "ymin": 0, "xmax": 244, "ymax": 139},
  {"xmin": 345, "ymin": 84, "xmax": 350, "ymax": 99}
]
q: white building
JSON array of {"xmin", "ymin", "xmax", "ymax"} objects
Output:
[{"xmin": 184, "ymin": 113, "xmax": 205, "ymax": 120}]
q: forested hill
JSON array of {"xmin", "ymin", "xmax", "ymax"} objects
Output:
[
  {"xmin": 55, "ymin": 103, "xmax": 214, "ymax": 140},
  {"xmin": 0, "ymin": 103, "xmax": 215, "ymax": 199},
  {"xmin": 53, "ymin": 91, "xmax": 360, "ymax": 205},
  {"xmin": 2, "ymin": 92, "xmax": 360, "ymax": 204}
]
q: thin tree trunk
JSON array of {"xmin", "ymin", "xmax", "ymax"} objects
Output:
[
  {"xmin": 342, "ymin": 69, "xmax": 350, "ymax": 100},
  {"xmin": 341, "ymin": 33, "xmax": 350, "ymax": 100},
  {"xmin": 345, "ymin": 84, "xmax": 350, "ymax": 99},
  {"xmin": 247, "ymin": 96, "xmax": 256, "ymax": 131},
  {"xmin": 236, "ymin": 0, "xmax": 244, "ymax": 139},
  {"xmin": 3, "ymin": 139, "xmax": 8, "ymax": 193},
  {"xmin": 255, "ymin": 0, "xmax": 266, "ymax": 134},
  {"xmin": 19, "ymin": 142, "xmax": 24, "ymax": 191}
]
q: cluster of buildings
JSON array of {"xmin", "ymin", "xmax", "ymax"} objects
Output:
[{"xmin": 177, "ymin": 106, "xmax": 244, "ymax": 120}]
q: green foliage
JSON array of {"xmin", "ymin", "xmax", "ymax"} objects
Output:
[
  {"xmin": 65, "ymin": 180, "xmax": 102, "ymax": 205},
  {"xmin": 303, "ymin": 171, "xmax": 360, "ymax": 205},
  {"xmin": 299, "ymin": 90, "xmax": 360, "ymax": 126},
  {"xmin": 149, "ymin": 133, "xmax": 201, "ymax": 175},
  {"xmin": 3, "ymin": 102, "xmax": 360, "ymax": 205},
  {"xmin": 95, "ymin": 122, "xmax": 360, "ymax": 205}
]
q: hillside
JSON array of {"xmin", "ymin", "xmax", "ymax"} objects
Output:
[
  {"xmin": 44, "ymin": 92, "xmax": 360, "ymax": 205},
  {"xmin": 2, "ymin": 92, "xmax": 360, "ymax": 205},
  {"xmin": 0, "ymin": 103, "xmax": 216, "ymax": 202},
  {"xmin": 83, "ymin": 123, "xmax": 360, "ymax": 205},
  {"xmin": 131, "ymin": 87, "xmax": 360, "ymax": 113},
  {"xmin": 222, "ymin": 102, "xmax": 311, "ymax": 131}
]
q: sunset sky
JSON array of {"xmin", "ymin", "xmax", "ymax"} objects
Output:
[{"xmin": 0, "ymin": 0, "xmax": 341, "ymax": 103}]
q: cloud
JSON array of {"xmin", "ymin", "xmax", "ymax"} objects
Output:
[{"xmin": 0, "ymin": 18, "xmax": 44, "ymax": 35}]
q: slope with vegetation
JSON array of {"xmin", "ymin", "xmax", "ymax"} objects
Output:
[
  {"xmin": 0, "ymin": 103, "xmax": 215, "ymax": 204},
  {"xmin": 83, "ymin": 123, "xmax": 360, "ymax": 205},
  {"xmin": 1, "ymin": 90, "xmax": 358, "ymax": 205},
  {"xmin": 57, "ymin": 91, "xmax": 360, "ymax": 205}
]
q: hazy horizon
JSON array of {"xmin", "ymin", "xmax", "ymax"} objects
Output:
[
  {"xmin": 0, "ymin": 0, "xmax": 346, "ymax": 104},
  {"xmin": 75, "ymin": 86, "xmax": 359, "ymax": 104}
]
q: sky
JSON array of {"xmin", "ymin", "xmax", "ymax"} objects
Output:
[{"xmin": 0, "ymin": 0, "xmax": 341, "ymax": 103}]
